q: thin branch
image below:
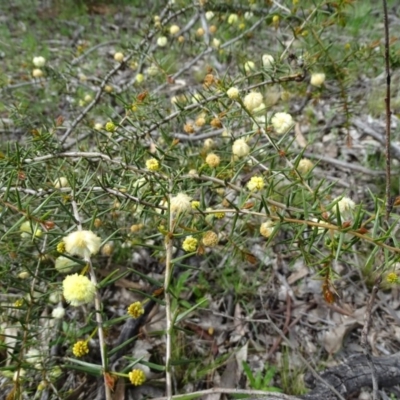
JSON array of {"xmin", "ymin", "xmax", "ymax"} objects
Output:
[
  {"xmin": 383, "ymin": 0, "xmax": 392, "ymax": 220},
  {"xmin": 70, "ymin": 199, "xmax": 111, "ymax": 400},
  {"xmin": 165, "ymin": 182, "xmax": 174, "ymax": 400}
]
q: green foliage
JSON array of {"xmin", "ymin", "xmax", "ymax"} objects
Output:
[{"xmin": 242, "ymin": 361, "xmax": 282, "ymax": 392}]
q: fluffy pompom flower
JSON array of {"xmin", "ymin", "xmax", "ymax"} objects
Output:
[
  {"xmin": 232, "ymin": 139, "xmax": 250, "ymax": 158},
  {"xmin": 243, "ymin": 92, "xmax": 263, "ymax": 111},
  {"xmin": 182, "ymin": 236, "xmax": 198, "ymax": 252},
  {"xmin": 170, "ymin": 193, "xmax": 192, "ymax": 214},
  {"xmin": 310, "ymin": 72, "xmax": 326, "ymax": 87},
  {"xmin": 227, "ymin": 87, "xmax": 239, "ymax": 100},
  {"xmin": 33, "ymin": 56, "xmax": 46, "ymax": 67},
  {"xmin": 260, "ymin": 220, "xmax": 274, "ymax": 238},
  {"xmin": 63, "ymin": 274, "xmax": 96, "ymax": 306},
  {"xmin": 262, "ymin": 54, "xmax": 274, "ymax": 68},
  {"xmin": 63, "ymin": 230, "xmax": 101, "ymax": 259},
  {"xmin": 247, "ymin": 176, "xmax": 264, "ymax": 191},
  {"xmin": 271, "ymin": 112, "xmax": 293, "ymax": 134},
  {"xmin": 129, "ymin": 369, "xmax": 146, "ymax": 386}
]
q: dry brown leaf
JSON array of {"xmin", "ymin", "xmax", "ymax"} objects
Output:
[
  {"xmin": 287, "ymin": 264, "xmax": 309, "ymax": 285},
  {"xmin": 295, "ymin": 122, "xmax": 307, "ymax": 148}
]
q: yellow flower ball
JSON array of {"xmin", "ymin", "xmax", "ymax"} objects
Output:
[
  {"xmin": 191, "ymin": 200, "xmax": 200, "ymax": 209},
  {"xmin": 136, "ymin": 73, "xmax": 145, "ymax": 83},
  {"xmin": 146, "ymin": 158, "xmax": 160, "ymax": 171},
  {"xmin": 247, "ymin": 176, "xmax": 264, "ymax": 191},
  {"xmin": 72, "ymin": 340, "xmax": 89, "ymax": 357},
  {"xmin": 127, "ymin": 301, "xmax": 145, "ymax": 318},
  {"xmin": 386, "ymin": 272, "xmax": 398, "ymax": 284},
  {"xmin": 182, "ymin": 236, "xmax": 198, "ymax": 252},
  {"xmin": 105, "ymin": 121, "xmax": 116, "ymax": 132},
  {"xmin": 129, "ymin": 369, "xmax": 146, "ymax": 386},
  {"xmin": 63, "ymin": 274, "xmax": 96, "ymax": 306}
]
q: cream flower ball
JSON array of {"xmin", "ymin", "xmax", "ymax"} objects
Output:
[
  {"xmin": 244, "ymin": 61, "xmax": 256, "ymax": 73},
  {"xmin": 62, "ymin": 274, "xmax": 96, "ymax": 306},
  {"xmin": 114, "ymin": 52, "xmax": 124, "ymax": 62},
  {"xmin": 170, "ymin": 193, "xmax": 192, "ymax": 214},
  {"xmin": 205, "ymin": 11, "xmax": 215, "ymax": 20},
  {"xmin": 169, "ymin": 25, "xmax": 180, "ymax": 35},
  {"xmin": 32, "ymin": 56, "xmax": 46, "ymax": 67},
  {"xmin": 243, "ymin": 92, "xmax": 263, "ymax": 111},
  {"xmin": 334, "ymin": 196, "xmax": 356, "ymax": 218},
  {"xmin": 63, "ymin": 230, "xmax": 101, "ymax": 259},
  {"xmin": 271, "ymin": 112, "xmax": 293, "ymax": 134},
  {"xmin": 32, "ymin": 69, "xmax": 44, "ymax": 78},
  {"xmin": 297, "ymin": 158, "xmax": 314, "ymax": 175},
  {"xmin": 227, "ymin": 87, "xmax": 239, "ymax": 100},
  {"xmin": 52, "ymin": 306, "xmax": 66, "ymax": 319},
  {"xmin": 310, "ymin": 72, "xmax": 326, "ymax": 87},
  {"xmin": 260, "ymin": 220, "xmax": 274, "ymax": 238},
  {"xmin": 262, "ymin": 54, "xmax": 274, "ymax": 68},
  {"xmin": 228, "ymin": 14, "xmax": 239, "ymax": 25},
  {"xmin": 157, "ymin": 36, "xmax": 168, "ymax": 47},
  {"xmin": 232, "ymin": 138, "xmax": 250, "ymax": 158},
  {"xmin": 55, "ymin": 256, "xmax": 78, "ymax": 274},
  {"xmin": 53, "ymin": 177, "xmax": 69, "ymax": 188}
]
